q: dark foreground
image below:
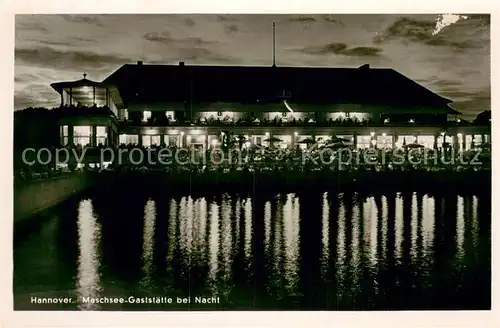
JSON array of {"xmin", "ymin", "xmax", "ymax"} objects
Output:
[{"xmin": 13, "ymin": 174, "xmax": 491, "ymax": 310}]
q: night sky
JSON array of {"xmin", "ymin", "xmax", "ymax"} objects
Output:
[{"xmin": 14, "ymin": 14, "xmax": 490, "ymax": 119}]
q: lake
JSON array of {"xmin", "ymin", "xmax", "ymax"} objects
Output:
[{"xmin": 14, "ymin": 187, "xmax": 491, "ymax": 310}]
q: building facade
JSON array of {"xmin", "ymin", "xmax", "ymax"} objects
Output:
[{"xmin": 50, "ymin": 62, "xmax": 491, "ymax": 152}]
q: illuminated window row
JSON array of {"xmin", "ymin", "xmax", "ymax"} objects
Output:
[{"xmin": 59, "ymin": 125, "xmax": 108, "ymax": 146}]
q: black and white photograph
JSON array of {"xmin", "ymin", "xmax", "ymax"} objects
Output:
[{"xmin": 12, "ymin": 13, "xmax": 491, "ymax": 313}]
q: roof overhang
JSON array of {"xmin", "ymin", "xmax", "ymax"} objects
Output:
[{"xmin": 50, "ymin": 78, "xmax": 124, "ymax": 109}]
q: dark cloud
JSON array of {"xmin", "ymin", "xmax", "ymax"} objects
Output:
[
  {"xmin": 440, "ymin": 90, "xmax": 478, "ymax": 100},
  {"xmin": 187, "ymin": 37, "xmax": 217, "ymax": 46},
  {"xmin": 171, "ymin": 48, "xmax": 233, "ymax": 64},
  {"xmin": 217, "ymin": 15, "xmax": 237, "ymax": 22},
  {"xmin": 428, "ymin": 79, "xmax": 464, "ymax": 88},
  {"xmin": 462, "ymin": 14, "xmax": 490, "ymax": 27},
  {"xmin": 59, "ymin": 14, "xmax": 104, "ymax": 27},
  {"xmin": 225, "ymin": 24, "xmax": 239, "ymax": 34},
  {"xmin": 181, "ymin": 47, "xmax": 211, "ymax": 60},
  {"xmin": 15, "ymin": 47, "xmax": 130, "ymax": 70},
  {"xmin": 15, "ymin": 19, "xmax": 48, "ymax": 32},
  {"xmin": 375, "ymin": 16, "xmax": 482, "ymax": 50},
  {"xmin": 297, "ymin": 42, "xmax": 382, "ymax": 57},
  {"xmin": 300, "ymin": 42, "xmax": 346, "ymax": 54},
  {"xmin": 343, "ymin": 47, "xmax": 382, "ymax": 56},
  {"xmin": 14, "ymin": 92, "xmax": 37, "ymax": 109},
  {"xmin": 14, "ymin": 73, "xmax": 42, "ymax": 84},
  {"xmin": 184, "ymin": 18, "xmax": 196, "ymax": 27},
  {"xmin": 323, "ymin": 15, "xmax": 345, "ymax": 27},
  {"xmin": 29, "ymin": 37, "xmax": 96, "ymax": 47},
  {"xmin": 143, "ymin": 32, "xmax": 217, "ymax": 46},
  {"xmin": 448, "ymin": 89, "xmax": 490, "ymax": 115},
  {"xmin": 143, "ymin": 31, "xmax": 174, "ymax": 43},
  {"xmin": 15, "ymin": 83, "xmax": 58, "ymax": 109},
  {"xmin": 288, "ymin": 15, "xmax": 317, "ymax": 23}
]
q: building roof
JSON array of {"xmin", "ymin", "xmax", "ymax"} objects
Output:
[{"xmin": 102, "ymin": 62, "xmax": 458, "ymax": 114}]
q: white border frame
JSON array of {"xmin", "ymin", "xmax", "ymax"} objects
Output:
[{"xmin": 1, "ymin": 2, "xmax": 498, "ymax": 327}]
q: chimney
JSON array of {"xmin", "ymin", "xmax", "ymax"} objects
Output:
[
  {"xmin": 137, "ymin": 61, "xmax": 143, "ymax": 65},
  {"xmin": 179, "ymin": 61, "xmax": 185, "ymax": 67}
]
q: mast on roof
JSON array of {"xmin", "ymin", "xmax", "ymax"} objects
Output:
[{"xmin": 272, "ymin": 21, "xmax": 276, "ymax": 67}]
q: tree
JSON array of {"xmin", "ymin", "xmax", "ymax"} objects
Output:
[{"xmin": 474, "ymin": 110, "xmax": 491, "ymax": 125}]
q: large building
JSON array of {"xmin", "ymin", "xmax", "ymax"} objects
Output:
[{"xmin": 49, "ymin": 62, "xmax": 490, "ymax": 152}]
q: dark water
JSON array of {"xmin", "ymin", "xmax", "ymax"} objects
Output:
[{"xmin": 14, "ymin": 189, "xmax": 491, "ymax": 310}]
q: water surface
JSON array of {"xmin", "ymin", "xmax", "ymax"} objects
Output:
[{"xmin": 14, "ymin": 189, "xmax": 491, "ymax": 310}]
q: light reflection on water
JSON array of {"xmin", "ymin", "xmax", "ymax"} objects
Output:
[
  {"xmin": 321, "ymin": 192, "xmax": 329, "ymax": 279},
  {"xmin": 411, "ymin": 193, "xmax": 418, "ymax": 260},
  {"xmin": 395, "ymin": 194, "xmax": 404, "ymax": 259},
  {"xmin": 140, "ymin": 199, "xmax": 156, "ymax": 290},
  {"xmin": 283, "ymin": 194, "xmax": 300, "ymax": 295},
  {"xmin": 208, "ymin": 201, "xmax": 219, "ymax": 288},
  {"xmin": 15, "ymin": 191, "xmax": 490, "ymax": 310},
  {"xmin": 76, "ymin": 199, "xmax": 101, "ymax": 310},
  {"xmin": 472, "ymin": 196, "xmax": 479, "ymax": 248},
  {"xmin": 336, "ymin": 195, "xmax": 346, "ymax": 281},
  {"xmin": 244, "ymin": 198, "xmax": 253, "ymax": 262},
  {"xmin": 422, "ymin": 194, "xmax": 435, "ymax": 256},
  {"xmin": 457, "ymin": 196, "xmax": 465, "ymax": 260},
  {"xmin": 380, "ymin": 195, "xmax": 388, "ymax": 259}
]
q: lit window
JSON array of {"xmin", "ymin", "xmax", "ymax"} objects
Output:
[
  {"xmin": 120, "ymin": 134, "xmax": 138, "ymax": 145},
  {"xmin": 165, "ymin": 111, "xmax": 175, "ymax": 120},
  {"xmin": 356, "ymin": 136, "xmax": 371, "ymax": 149},
  {"xmin": 142, "ymin": 135, "xmax": 151, "ymax": 147},
  {"xmin": 74, "ymin": 125, "xmax": 92, "ymax": 146},
  {"xmin": 143, "ymin": 110, "xmax": 152, "ymax": 122},
  {"xmin": 60, "ymin": 125, "xmax": 69, "ymax": 146},
  {"xmin": 465, "ymin": 135, "xmax": 473, "ymax": 150},
  {"xmin": 376, "ymin": 135, "xmax": 392, "ymax": 148},
  {"xmin": 384, "ymin": 118, "xmax": 390, "ymax": 124},
  {"xmin": 409, "ymin": 118, "xmax": 415, "ymax": 123},
  {"xmin": 165, "ymin": 135, "xmax": 178, "ymax": 146},
  {"xmin": 472, "ymin": 134, "xmax": 482, "ymax": 147},
  {"xmin": 96, "ymin": 126, "xmax": 107, "ymax": 146},
  {"xmin": 416, "ymin": 135, "xmax": 435, "ymax": 149},
  {"xmin": 151, "ymin": 135, "xmax": 160, "ymax": 146}
]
